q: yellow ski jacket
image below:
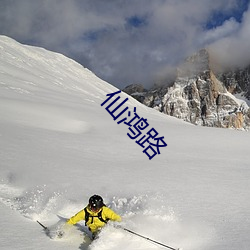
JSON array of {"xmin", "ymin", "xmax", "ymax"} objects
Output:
[{"xmin": 67, "ymin": 206, "xmax": 121, "ymax": 233}]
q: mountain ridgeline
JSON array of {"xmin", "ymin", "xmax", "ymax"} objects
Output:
[{"xmin": 123, "ymin": 49, "xmax": 250, "ymax": 130}]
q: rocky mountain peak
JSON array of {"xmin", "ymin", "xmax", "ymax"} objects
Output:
[
  {"xmin": 177, "ymin": 49, "xmax": 210, "ymax": 78},
  {"xmin": 123, "ymin": 49, "xmax": 250, "ymax": 130}
]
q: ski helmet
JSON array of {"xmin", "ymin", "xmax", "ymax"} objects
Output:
[{"xmin": 89, "ymin": 195, "xmax": 104, "ymax": 210}]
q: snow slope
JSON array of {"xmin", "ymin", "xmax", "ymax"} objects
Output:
[{"xmin": 0, "ymin": 35, "xmax": 250, "ymax": 250}]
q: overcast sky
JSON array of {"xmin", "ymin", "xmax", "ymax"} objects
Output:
[{"xmin": 0, "ymin": 0, "xmax": 249, "ymax": 89}]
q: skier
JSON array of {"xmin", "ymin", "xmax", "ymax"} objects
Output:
[{"xmin": 66, "ymin": 194, "xmax": 122, "ymax": 239}]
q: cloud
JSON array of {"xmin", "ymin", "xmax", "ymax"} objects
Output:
[
  {"xmin": 200, "ymin": 18, "xmax": 240, "ymax": 45},
  {"xmin": 0, "ymin": 0, "xmax": 249, "ymax": 88},
  {"xmin": 209, "ymin": 3, "xmax": 250, "ymax": 69}
]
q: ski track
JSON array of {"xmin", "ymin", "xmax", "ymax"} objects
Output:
[{"xmin": 0, "ymin": 180, "xmax": 211, "ymax": 250}]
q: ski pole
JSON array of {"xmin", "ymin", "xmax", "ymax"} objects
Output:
[
  {"xmin": 122, "ymin": 227, "xmax": 180, "ymax": 250},
  {"xmin": 37, "ymin": 220, "xmax": 48, "ymax": 231}
]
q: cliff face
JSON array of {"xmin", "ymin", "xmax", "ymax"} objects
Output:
[
  {"xmin": 123, "ymin": 49, "xmax": 250, "ymax": 130},
  {"xmin": 218, "ymin": 66, "xmax": 250, "ymax": 99}
]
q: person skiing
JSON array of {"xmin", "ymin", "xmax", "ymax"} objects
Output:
[{"xmin": 66, "ymin": 194, "xmax": 121, "ymax": 239}]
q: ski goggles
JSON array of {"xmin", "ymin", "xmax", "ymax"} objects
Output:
[{"xmin": 89, "ymin": 204, "xmax": 101, "ymax": 212}]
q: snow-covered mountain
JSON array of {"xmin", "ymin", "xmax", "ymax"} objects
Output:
[
  {"xmin": 124, "ymin": 49, "xmax": 250, "ymax": 130},
  {"xmin": 0, "ymin": 36, "xmax": 250, "ymax": 250}
]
